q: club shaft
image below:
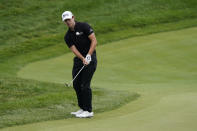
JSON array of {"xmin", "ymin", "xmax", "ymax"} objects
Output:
[{"xmin": 69, "ymin": 65, "xmax": 85, "ymax": 85}]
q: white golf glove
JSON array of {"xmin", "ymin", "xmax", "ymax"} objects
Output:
[{"xmin": 85, "ymin": 54, "xmax": 91, "ymax": 64}]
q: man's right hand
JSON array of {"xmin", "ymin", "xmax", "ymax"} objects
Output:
[{"xmin": 82, "ymin": 57, "xmax": 89, "ymax": 65}]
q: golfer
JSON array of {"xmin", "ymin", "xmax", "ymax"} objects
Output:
[{"xmin": 62, "ymin": 11, "xmax": 97, "ymax": 118}]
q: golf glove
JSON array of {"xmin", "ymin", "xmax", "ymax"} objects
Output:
[{"xmin": 85, "ymin": 54, "xmax": 91, "ymax": 64}]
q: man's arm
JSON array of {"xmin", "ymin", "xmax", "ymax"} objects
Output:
[
  {"xmin": 88, "ymin": 33, "xmax": 97, "ymax": 55},
  {"xmin": 69, "ymin": 32, "xmax": 97, "ymax": 65},
  {"xmin": 70, "ymin": 45, "xmax": 88, "ymax": 65}
]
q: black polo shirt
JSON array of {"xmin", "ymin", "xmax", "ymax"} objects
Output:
[{"xmin": 64, "ymin": 22, "xmax": 94, "ymax": 57}]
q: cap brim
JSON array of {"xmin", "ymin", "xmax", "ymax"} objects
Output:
[{"xmin": 62, "ymin": 16, "xmax": 72, "ymax": 21}]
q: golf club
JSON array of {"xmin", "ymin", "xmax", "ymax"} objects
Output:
[{"xmin": 65, "ymin": 65, "xmax": 85, "ymax": 87}]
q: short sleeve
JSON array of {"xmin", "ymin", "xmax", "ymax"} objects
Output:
[
  {"xmin": 64, "ymin": 33, "xmax": 74, "ymax": 48},
  {"xmin": 83, "ymin": 23, "xmax": 94, "ymax": 36}
]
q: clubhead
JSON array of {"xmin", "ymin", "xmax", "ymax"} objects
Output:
[
  {"xmin": 64, "ymin": 83, "xmax": 72, "ymax": 88},
  {"xmin": 64, "ymin": 65, "xmax": 85, "ymax": 88}
]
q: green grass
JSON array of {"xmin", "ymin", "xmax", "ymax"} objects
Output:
[
  {"xmin": 1, "ymin": 0, "xmax": 197, "ymax": 129},
  {"xmin": 1, "ymin": 0, "xmax": 197, "ymax": 62},
  {"xmin": 2, "ymin": 27, "xmax": 197, "ymax": 131},
  {"xmin": 0, "ymin": 77, "xmax": 139, "ymax": 128},
  {"xmin": 2, "ymin": 0, "xmax": 197, "ymax": 45},
  {"xmin": 18, "ymin": 27, "xmax": 197, "ymax": 85},
  {"xmin": 11, "ymin": 27, "xmax": 197, "ymax": 131}
]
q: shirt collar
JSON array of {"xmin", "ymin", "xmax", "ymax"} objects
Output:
[{"xmin": 68, "ymin": 21, "xmax": 78, "ymax": 32}]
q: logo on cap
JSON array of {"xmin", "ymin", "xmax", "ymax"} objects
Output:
[{"xmin": 63, "ymin": 14, "xmax": 69, "ymax": 17}]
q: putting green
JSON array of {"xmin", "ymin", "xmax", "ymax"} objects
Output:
[{"xmin": 4, "ymin": 27, "xmax": 197, "ymax": 130}]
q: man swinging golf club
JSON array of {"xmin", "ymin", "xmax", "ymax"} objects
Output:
[{"xmin": 62, "ymin": 11, "xmax": 97, "ymax": 118}]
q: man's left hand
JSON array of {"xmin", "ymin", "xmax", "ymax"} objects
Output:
[{"xmin": 85, "ymin": 54, "xmax": 91, "ymax": 65}]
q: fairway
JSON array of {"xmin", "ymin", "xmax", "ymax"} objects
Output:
[{"xmin": 4, "ymin": 27, "xmax": 197, "ymax": 131}]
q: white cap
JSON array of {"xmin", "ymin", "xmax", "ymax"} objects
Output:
[{"xmin": 62, "ymin": 11, "xmax": 73, "ymax": 21}]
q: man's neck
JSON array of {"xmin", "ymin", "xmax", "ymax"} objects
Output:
[{"xmin": 70, "ymin": 21, "xmax": 76, "ymax": 31}]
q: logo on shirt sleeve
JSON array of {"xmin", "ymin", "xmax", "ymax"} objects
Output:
[{"xmin": 90, "ymin": 28, "xmax": 93, "ymax": 33}]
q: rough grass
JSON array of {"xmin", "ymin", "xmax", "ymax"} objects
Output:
[
  {"xmin": 0, "ymin": 77, "xmax": 139, "ymax": 128},
  {"xmin": 1, "ymin": 0, "xmax": 197, "ymax": 61}
]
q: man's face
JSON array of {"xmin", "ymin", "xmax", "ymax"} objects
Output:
[{"xmin": 64, "ymin": 17, "xmax": 75, "ymax": 28}]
